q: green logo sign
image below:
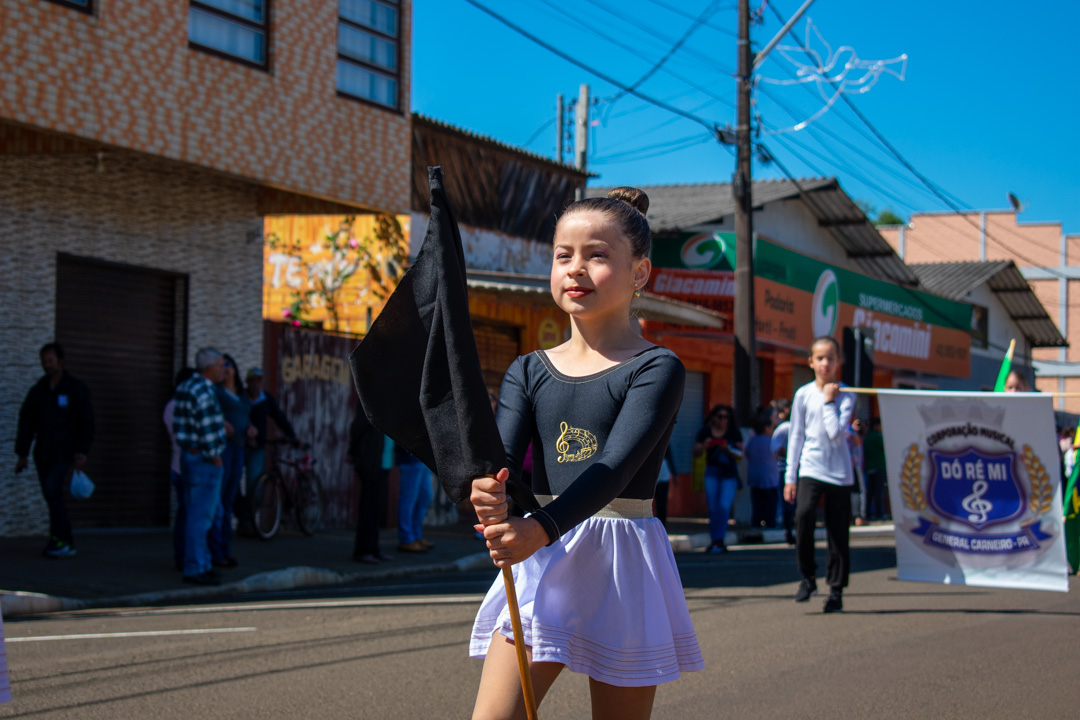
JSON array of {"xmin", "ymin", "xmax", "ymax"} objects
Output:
[{"xmin": 812, "ymin": 269, "xmax": 839, "ymax": 337}]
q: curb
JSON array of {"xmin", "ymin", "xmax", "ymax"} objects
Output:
[
  {"xmin": 1, "ymin": 527, "xmax": 895, "ymax": 619},
  {"xmin": 0, "ymin": 552, "xmax": 494, "ymax": 619}
]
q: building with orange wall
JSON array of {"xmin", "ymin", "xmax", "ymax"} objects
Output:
[
  {"xmin": 1, "ymin": 0, "xmax": 411, "ymax": 535},
  {"xmin": 879, "ymin": 212, "xmax": 1080, "ymax": 413}
]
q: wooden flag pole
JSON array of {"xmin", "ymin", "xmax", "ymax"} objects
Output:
[{"xmin": 502, "ymin": 566, "xmax": 538, "ymax": 720}]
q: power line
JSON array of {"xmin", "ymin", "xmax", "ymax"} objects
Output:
[
  {"xmin": 528, "ymin": 0, "xmax": 737, "ymax": 112},
  {"xmin": 640, "ymin": 0, "xmax": 737, "ymax": 36},
  {"xmin": 591, "ymin": 133, "xmax": 714, "ymax": 163},
  {"xmin": 463, "ymin": 0, "xmax": 720, "ymax": 131},
  {"xmin": 608, "ymin": 0, "xmax": 723, "ymax": 105},
  {"xmin": 762, "ymin": 4, "xmax": 1075, "ymax": 283}
]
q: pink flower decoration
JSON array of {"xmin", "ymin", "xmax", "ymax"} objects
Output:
[
  {"xmin": 282, "ymin": 309, "xmax": 292, "ymax": 318},
  {"xmin": 348, "ymin": 238, "xmax": 359, "ymax": 249},
  {"xmin": 292, "ymin": 320, "xmax": 302, "ymax": 327}
]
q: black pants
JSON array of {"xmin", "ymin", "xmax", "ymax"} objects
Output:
[
  {"xmin": 353, "ymin": 468, "xmax": 388, "ymax": 557},
  {"xmin": 795, "ymin": 477, "xmax": 851, "ymax": 591},
  {"xmin": 36, "ymin": 460, "xmax": 74, "ymax": 546},
  {"xmin": 750, "ymin": 487, "xmax": 779, "ymax": 528}
]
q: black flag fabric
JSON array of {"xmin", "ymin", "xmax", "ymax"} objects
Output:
[{"xmin": 349, "ymin": 166, "xmax": 540, "ymax": 513}]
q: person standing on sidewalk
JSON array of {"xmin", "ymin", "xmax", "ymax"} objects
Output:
[
  {"xmin": 173, "ymin": 348, "xmax": 227, "ymax": 586},
  {"xmin": 15, "ymin": 343, "xmax": 95, "ymax": 558},
  {"xmin": 163, "ymin": 367, "xmax": 196, "ymax": 570},
  {"xmin": 861, "ymin": 418, "xmax": 888, "ymax": 521},
  {"xmin": 209, "ymin": 353, "xmax": 252, "ymax": 569},
  {"xmin": 784, "ymin": 336, "xmax": 856, "ymax": 613},
  {"xmin": 349, "ymin": 403, "xmax": 393, "ymax": 564},
  {"xmin": 746, "ymin": 407, "xmax": 779, "ymax": 529},
  {"xmin": 396, "ymin": 448, "xmax": 433, "ymax": 553},
  {"xmin": 693, "ymin": 404, "xmax": 743, "ymax": 554},
  {"xmin": 240, "ymin": 367, "xmax": 297, "ymax": 534},
  {"xmin": 770, "ymin": 398, "xmax": 795, "ymax": 545}
]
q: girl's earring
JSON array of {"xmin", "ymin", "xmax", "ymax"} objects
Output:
[{"xmin": 633, "ymin": 284, "xmax": 642, "ymax": 298}]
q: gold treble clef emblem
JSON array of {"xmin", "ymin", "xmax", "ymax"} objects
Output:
[{"xmin": 556, "ymin": 421, "xmax": 598, "ymax": 463}]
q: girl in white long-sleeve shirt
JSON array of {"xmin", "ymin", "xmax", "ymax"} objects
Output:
[{"xmin": 783, "ymin": 336, "xmax": 855, "ymax": 613}]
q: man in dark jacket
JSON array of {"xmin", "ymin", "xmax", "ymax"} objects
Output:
[{"xmin": 15, "ymin": 343, "xmax": 95, "ymax": 558}]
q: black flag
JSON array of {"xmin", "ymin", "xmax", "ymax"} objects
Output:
[{"xmin": 349, "ymin": 167, "xmax": 539, "ymax": 513}]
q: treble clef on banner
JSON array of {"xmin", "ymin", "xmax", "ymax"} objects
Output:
[{"xmin": 961, "ymin": 480, "xmax": 993, "ymax": 525}]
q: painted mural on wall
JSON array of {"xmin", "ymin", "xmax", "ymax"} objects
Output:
[
  {"xmin": 263, "ymin": 214, "xmax": 409, "ymax": 336},
  {"xmin": 269, "ymin": 323, "xmax": 358, "ymax": 529}
]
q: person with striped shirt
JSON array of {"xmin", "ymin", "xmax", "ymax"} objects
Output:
[{"xmin": 173, "ymin": 348, "xmax": 227, "ymax": 586}]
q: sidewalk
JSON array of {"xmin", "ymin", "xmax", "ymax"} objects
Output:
[{"xmin": 0, "ymin": 519, "xmax": 894, "ymax": 618}]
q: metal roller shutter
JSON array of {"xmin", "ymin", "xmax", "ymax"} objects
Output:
[
  {"xmin": 670, "ymin": 370, "xmax": 705, "ymax": 474},
  {"xmin": 55, "ymin": 254, "xmax": 187, "ymax": 527}
]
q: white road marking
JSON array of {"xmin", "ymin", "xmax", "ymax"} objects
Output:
[
  {"xmin": 101, "ymin": 596, "xmax": 487, "ymax": 617},
  {"xmin": 7, "ymin": 627, "xmax": 257, "ymax": 643}
]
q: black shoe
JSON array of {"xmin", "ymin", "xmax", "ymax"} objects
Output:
[
  {"xmin": 212, "ymin": 556, "xmax": 239, "ymax": 568},
  {"xmin": 784, "ymin": 531, "xmax": 796, "ymax": 546},
  {"xmin": 794, "ymin": 578, "xmax": 818, "ymax": 602},
  {"xmin": 183, "ymin": 571, "xmax": 222, "ymax": 586},
  {"xmin": 823, "ymin": 591, "xmax": 843, "ymax": 613}
]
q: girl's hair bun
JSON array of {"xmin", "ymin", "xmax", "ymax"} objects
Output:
[{"xmin": 606, "ymin": 186, "xmax": 649, "ymax": 217}]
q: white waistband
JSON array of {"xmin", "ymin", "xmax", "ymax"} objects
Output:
[{"xmin": 535, "ymin": 494, "xmax": 654, "ymax": 520}]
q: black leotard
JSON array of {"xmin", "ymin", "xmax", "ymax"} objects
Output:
[{"xmin": 495, "ymin": 346, "xmax": 685, "ymax": 543}]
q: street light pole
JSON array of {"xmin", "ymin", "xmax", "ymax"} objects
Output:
[{"xmin": 733, "ymin": 0, "xmax": 756, "ymax": 425}]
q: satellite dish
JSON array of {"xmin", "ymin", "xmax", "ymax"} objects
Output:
[{"xmin": 1007, "ymin": 192, "xmax": 1025, "ymax": 213}]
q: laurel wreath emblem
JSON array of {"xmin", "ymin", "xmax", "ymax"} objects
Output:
[
  {"xmin": 1021, "ymin": 445, "xmax": 1053, "ymax": 518},
  {"xmin": 900, "ymin": 443, "xmax": 926, "ymax": 511}
]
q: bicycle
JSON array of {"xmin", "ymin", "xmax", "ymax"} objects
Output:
[{"xmin": 250, "ymin": 439, "xmax": 324, "ymax": 539}]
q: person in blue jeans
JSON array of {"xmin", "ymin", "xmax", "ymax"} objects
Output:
[
  {"xmin": 396, "ymin": 448, "xmax": 433, "ymax": 552},
  {"xmin": 693, "ymin": 404, "xmax": 743, "ymax": 554},
  {"xmin": 172, "ymin": 348, "xmax": 228, "ymax": 586},
  {"xmin": 209, "ymin": 353, "xmax": 252, "ymax": 569}
]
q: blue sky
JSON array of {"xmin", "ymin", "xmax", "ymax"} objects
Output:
[{"xmin": 411, "ymin": 0, "xmax": 1080, "ymax": 236}]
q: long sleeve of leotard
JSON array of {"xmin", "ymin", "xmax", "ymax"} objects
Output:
[
  {"xmin": 494, "ymin": 356, "xmax": 534, "ymax": 487},
  {"xmin": 539, "ymin": 355, "xmax": 684, "ymax": 542}
]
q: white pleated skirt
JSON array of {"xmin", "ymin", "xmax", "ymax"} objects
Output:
[{"xmin": 469, "ymin": 514, "xmax": 704, "ymax": 687}]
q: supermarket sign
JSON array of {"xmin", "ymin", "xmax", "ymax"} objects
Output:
[{"xmin": 648, "ymin": 233, "xmax": 974, "ymax": 377}]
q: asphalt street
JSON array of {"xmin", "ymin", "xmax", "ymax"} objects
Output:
[{"xmin": 2, "ymin": 537, "xmax": 1077, "ymax": 719}]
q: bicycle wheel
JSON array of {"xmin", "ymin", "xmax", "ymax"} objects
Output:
[
  {"xmin": 294, "ymin": 469, "xmax": 324, "ymax": 536},
  {"xmin": 251, "ymin": 472, "xmax": 283, "ymax": 540}
]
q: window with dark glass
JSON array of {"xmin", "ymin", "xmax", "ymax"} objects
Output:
[
  {"xmin": 46, "ymin": 0, "xmax": 92, "ymax": 12},
  {"xmin": 189, "ymin": 0, "xmax": 269, "ymax": 68},
  {"xmin": 337, "ymin": 0, "xmax": 399, "ymax": 110}
]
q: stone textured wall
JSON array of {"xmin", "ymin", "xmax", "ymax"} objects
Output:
[
  {"xmin": 0, "ymin": 149, "xmax": 264, "ymax": 536},
  {"xmin": 0, "ymin": 0, "xmax": 412, "ymax": 213}
]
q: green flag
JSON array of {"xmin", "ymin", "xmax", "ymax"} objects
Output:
[
  {"xmin": 1065, "ymin": 426, "xmax": 1080, "ymax": 574},
  {"xmin": 993, "ymin": 338, "xmax": 1016, "ymax": 392}
]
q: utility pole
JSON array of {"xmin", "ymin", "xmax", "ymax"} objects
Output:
[
  {"xmin": 556, "ymin": 93, "xmax": 564, "ymax": 164},
  {"xmin": 732, "ymin": 0, "xmax": 756, "ymax": 425},
  {"xmin": 575, "ymin": 83, "xmax": 589, "ymax": 200}
]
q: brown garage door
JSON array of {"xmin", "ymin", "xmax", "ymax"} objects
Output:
[{"xmin": 55, "ymin": 254, "xmax": 187, "ymax": 527}]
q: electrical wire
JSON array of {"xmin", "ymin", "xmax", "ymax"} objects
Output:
[
  {"xmin": 527, "ymin": 0, "xmax": 737, "ymax": 112},
  {"xmin": 607, "ymin": 0, "xmax": 723, "ymax": 106},
  {"xmin": 462, "ymin": 0, "xmax": 720, "ymax": 132},
  {"xmin": 640, "ymin": 0, "xmax": 737, "ymax": 36},
  {"xmin": 591, "ymin": 132, "xmax": 715, "ymax": 164},
  {"xmin": 762, "ymin": 4, "xmax": 1075, "ymax": 284}
]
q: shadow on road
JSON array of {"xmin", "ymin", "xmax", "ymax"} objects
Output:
[{"xmin": 676, "ymin": 542, "xmax": 898, "ymax": 589}]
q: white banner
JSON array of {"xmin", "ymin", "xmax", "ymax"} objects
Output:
[{"xmin": 878, "ymin": 390, "xmax": 1069, "ymax": 592}]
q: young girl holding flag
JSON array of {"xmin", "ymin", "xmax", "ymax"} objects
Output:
[{"xmin": 469, "ymin": 188, "xmax": 703, "ymax": 720}]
